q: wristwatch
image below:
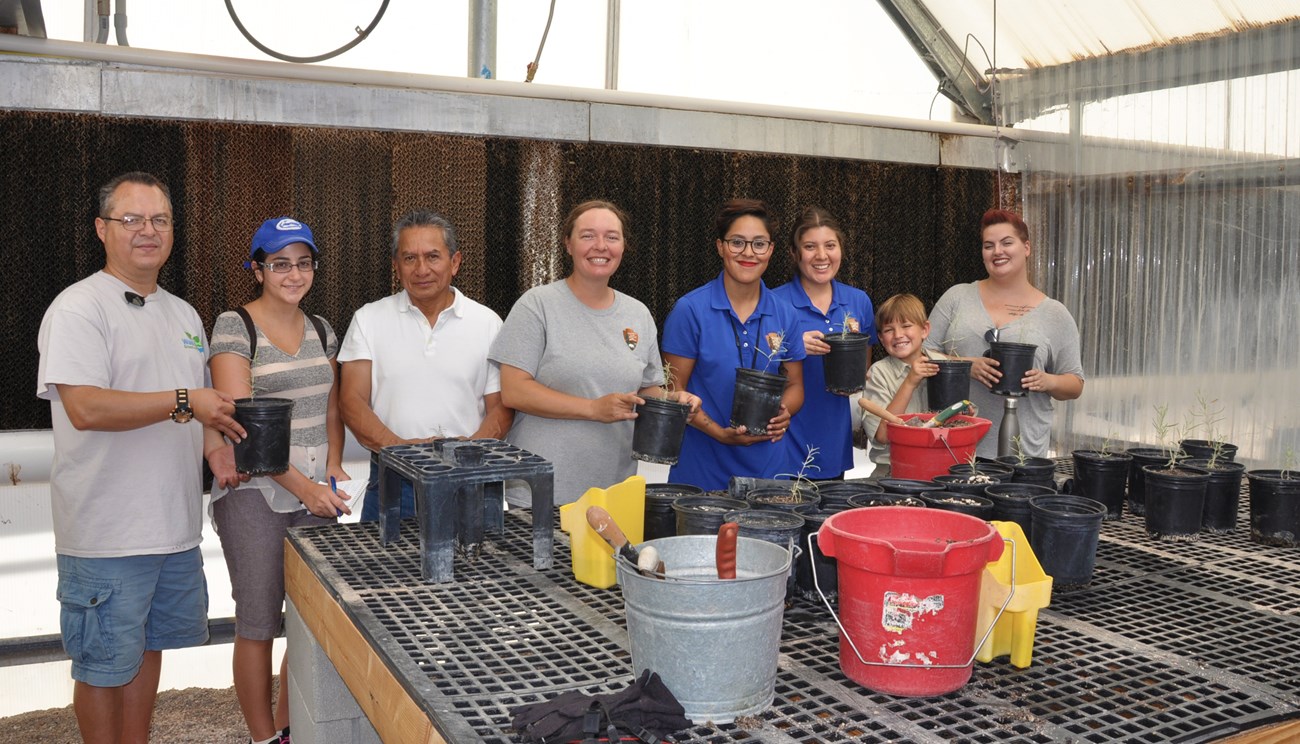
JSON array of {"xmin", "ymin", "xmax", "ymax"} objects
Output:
[{"xmin": 170, "ymin": 388, "xmax": 194, "ymax": 423}]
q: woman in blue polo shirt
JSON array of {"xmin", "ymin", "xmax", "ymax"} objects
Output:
[
  {"xmin": 661, "ymin": 198, "xmax": 806, "ymax": 490},
  {"xmin": 773, "ymin": 206, "xmax": 876, "ymax": 480}
]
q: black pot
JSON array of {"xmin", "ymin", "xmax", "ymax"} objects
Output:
[
  {"xmin": 1142, "ymin": 465, "xmax": 1210, "ymax": 541},
  {"xmin": 996, "ymin": 455, "xmax": 1058, "ymax": 489},
  {"xmin": 1029, "ymin": 494, "xmax": 1106, "ymax": 589},
  {"xmin": 823, "ymin": 332, "xmax": 870, "ymax": 396},
  {"xmin": 949, "ymin": 462, "xmax": 1015, "ymax": 480},
  {"xmin": 1071, "ymin": 450, "xmax": 1133, "ymax": 520},
  {"xmin": 671, "ymin": 495, "xmax": 749, "ymax": 536},
  {"xmin": 986, "ymin": 483, "xmax": 1057, "ymax": 537},
  {"xmin": 1246, "ymin": 469, "xmax": 1300, "ymax": 547},
  {"xmin": 1126, "ymin": 446, "xmax": 1184, "ymax": 516},
  {"xmin": 846, "ymin": 492, "xmax": 926, "ymax": 508},
  {"xmin": 233, "ymin": 397, "xmax": 294, "ymax": 476},
  {"xmin": 631, "ymin": 397, "xmax": 691, "ymax": 465},
  {"xmin": 987, "ymin": 341, "xmax": 1037, "ymax": 396},
  {"xmin": 1183, "ymin": 459, "xmax": 1244, "ymax": 534},
  {"xmin": 930, "ymin": 472, "xmax": 1004, "ymax": 496},
  {"xmin": 794, "ymin": 504, "xmax": 855, "ymax": 602},
  {"xmin": 918, "ymin": 491, "xmax": 995, "ymax": 519},
  {"xmin": 813, "ymin": 481, "xmax": 884, "ymax": 510},
  {"xmin": 730, "ymin": 368, "xmax": 785, "ymax": 435},
  {"xmin": 926, "ymin": 359, "xmax": 972, "ymax": 412},
  {"xmin": 746, "ymin": 486, "xmax": 822, "ymax": 514},
  {"xmin": 877, "ymin": 478, "xmax": 936, "ymax": 495},
  {"xmin": 1179, "ymin": 438, "xmax": 1239, "ymax": 463},
  {"xmin": 644, "ymin": 483, "xmax": 703, "ymax": 540}
]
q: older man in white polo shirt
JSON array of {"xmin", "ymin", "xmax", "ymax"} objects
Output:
[{"xmin": 339, "ymin": 210, "xmax": 512, "ymax": 521}]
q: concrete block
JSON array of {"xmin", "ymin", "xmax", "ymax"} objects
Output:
[{"xmin": 285, "ymin": 600, "xmax": 363, "ymax": 722}]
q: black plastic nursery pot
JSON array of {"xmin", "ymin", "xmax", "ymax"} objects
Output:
[
  {"xmin": 918, "ymin": 491, "xmax": 995, "ymax": 520},
  {"xmin": 930, "ymin": 472, "xmax": 1004, "ymax": 496},
  {"xmin": 823, "ymin": 332, "xmax": 870, "ymax": 395},
  {"xmin": 876, "ymin": 478, "xmax": 936, "ymax": 495},
  {"xmin": 949, "ymin": 461, "xmax": 1015, "ymax": 480},
  {"xmin": 996, "ymin": 455, "xmax": 1058, "ymax": 489},
  {"xmin": 730, "ymin": 368, "xmax": 785, "ymax": 434},
  {"xmin": 1246, "ymin": 470, "xmax": 1300, "ymax": 547},
  {"xmin": 813, "ymin": 481, "xmax": 884, "ymax": 510},
  {"xmin": 1183, "ymin": 459, "xmax": 1245, "ymax": 534},
  {"xmin": 644, "ymin": 483, "xmax": 703, "ymax": 540},
  {"xmin": 1029, "ymin": 494, "xmax": 1106, "ymax": 589},
  {"xmin": 794, "ymin": 503, "xmax": 855, "ymax": 602},
  {"xmin": 1142, "ymin": 465, "xmax": 1210, "ymax": 541},
  {"xmin": 986, "ymin": 483, "xmax": 1057, "ymax": 538},
  {"xmin": 846, "ymin": 492, "xmax": 926, "ymax": 508},
  {"xmin": 987, "ymin": 341, "xmax": 1037, "ymax": 396},
  {"xmin": 926, "ymin": 359, "xmax": 972, "ymax": 412},
  {"xmin": 1180, "ymin": 438, "xmax": 1239, "ymax": 462},
  {"xmin": 1125, "ymin": 446, "xmax": 1184, "ymax": 516},
  {"xmin": 631, "ymin": 397, "xmax": 691, "ymax": 465},
  {"xmin": 1071, "ymin": 450, "xmax": 1133, "ymax": 520},
  {"xmin": 746, "ymin": 486, "xmax": 822, "ymax": 514},
  {"xmin": 725, "ymin": 509, "xmax": 806, "ymax": 596},
  {"xmin": 672, "ymin": 494, "xmax": 749, "ymax": 536},
  {"xmin": 233, "ymin": 397, "xmax": 294, "ymax": 476}
]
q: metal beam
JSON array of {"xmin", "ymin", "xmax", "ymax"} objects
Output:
[
  {"xmin": 875, "ymin": 0, "xmax": 993, "ymax": 124},
  {"xmin": 997, "ymin": 19, "xmax": 1300, "ymax": 124}
]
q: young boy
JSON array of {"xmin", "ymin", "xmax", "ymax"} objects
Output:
[{"xmin": 858, "ymin": 293, "xmax": 948, "ymax": 464}]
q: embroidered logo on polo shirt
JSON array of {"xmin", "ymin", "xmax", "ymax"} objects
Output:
[
  {"xmin": 623, "ymin": 328, "xmax": 639, "ymax": 350},
  {"xmin": 183, "ymin": 332, "xmax": 205, "ymax": 353}
]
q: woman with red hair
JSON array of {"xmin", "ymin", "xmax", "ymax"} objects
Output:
[{"xmin": 926, "ymin": 208, "xmax": 1084, "ymax": 458}]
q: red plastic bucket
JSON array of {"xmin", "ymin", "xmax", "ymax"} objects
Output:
[
  {"xmin": 817, "ymin": 506, "xmax": 1004, "ymax": 696},
  {"xmin": 886, "ymin": 414, "xmax": 991, "ymax": 481}
]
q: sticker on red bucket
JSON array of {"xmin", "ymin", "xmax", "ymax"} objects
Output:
[{"xmin": 881, "ymin": 591, "xmax": 944, "ymax": 633}]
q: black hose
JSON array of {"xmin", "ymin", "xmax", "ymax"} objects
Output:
[{"xmin": 224, "ymin": 0, "xmax": 390, "ymax": 64}]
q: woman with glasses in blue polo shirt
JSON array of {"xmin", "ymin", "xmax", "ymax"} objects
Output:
[
  {"xmin": 772, "ymin": 206, "xmax": 876, "ymax": 480},
  {"xmin": 927, "ymin": 208, "xmax": 1084, "ymax": 459},
  {"xmin": 661, "ymin": 198, "xmax": 807, "ymax": 490}
]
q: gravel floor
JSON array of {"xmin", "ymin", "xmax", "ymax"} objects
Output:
[{"xmin": 0, "ymin": 684, "xmax": 254, "ymax": 743}]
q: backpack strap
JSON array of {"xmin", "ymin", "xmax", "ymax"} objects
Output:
[
  {"xmin": 234, "ymin": 306, "xmax": 258, "ymax": 360},
  {"xmin": 307, "ymin": 313, "xmax": 329, "ymax": 355}
]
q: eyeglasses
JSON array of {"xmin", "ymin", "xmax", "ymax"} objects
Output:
[
  {"xmin": 723, "ymin": 237, "xmax": 773, "ymax": 255},
  {"xmin": 985, "ymin": 328, "xmax": 999, "ymax": 344},
  {"xmin": 259, "ymin": 258, "xmax": 318, "ymax": 273},
  {"xmin": 103, "ymin": 214, "xmax": 174, "ymax": 232}
]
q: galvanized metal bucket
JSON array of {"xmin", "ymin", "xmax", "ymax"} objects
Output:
[{"xmin": 615, "ymin": 535, "xmax": 792, "ymax": 724}]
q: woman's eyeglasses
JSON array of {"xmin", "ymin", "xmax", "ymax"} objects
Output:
[
  {"xmin": 723, "ymin": 237, "xmax": 773, "ymax": 255},
  {"xmin": 259, "ymin": 259, "xmax": 318, "ymax": 273},
  {"xmin": 985, "ymin": 328, "xmax": 999, "ymax": 344}
]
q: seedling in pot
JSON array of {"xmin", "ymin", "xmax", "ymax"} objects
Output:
[
  {"xmin": 838, "ymin": 310, "xmax": 860, "ymax": 340},
  {"xmin": 1151, "ymin": 404, "xmax": 1187, "ymax": 470},
  {"xmin": 1188, "ymin": 390, "xmax": 1230, "ymax": 469},
  {"xmin": 757, "ymin": 330, "xmax": 790, "ymax": 374},
  {"xmin": 1012, "ymin": 435, "xmax": 1028, "ymax": 467},
  {"xmin": 1099, "ymin": 430, "xmax": 1118, "ymax": 457},
  {"xmin": 1284, "ymin": 449, "xmax": 1296, "ymax": 480},
  {"xmin": 772, "ymin": 445, "xmax": 820, "ymax": 502}
]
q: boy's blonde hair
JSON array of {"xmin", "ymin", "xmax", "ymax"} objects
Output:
[{"xmin": 875, "ymin": 293, "xmax": 929, "ymax": 329}]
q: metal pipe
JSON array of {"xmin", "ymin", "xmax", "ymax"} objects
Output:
[
  {"xmin": 604, "ymin": 0, "xmax": 619, "ymax": 90},
  {"xmin": 467, "ymin": 0, "xmax": 496, "ymax": 79},
  {"xmin": 0, "ymin": 34, "xmax": 1020, "ymax": 142},
  {"xmin": 113, "ymin": 0, "xmax": 127, "ymax": 46}
]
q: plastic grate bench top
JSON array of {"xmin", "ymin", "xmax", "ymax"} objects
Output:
[{"xmin": 287, "ymin": 460, "xmax": 1300, "ymax": 744}]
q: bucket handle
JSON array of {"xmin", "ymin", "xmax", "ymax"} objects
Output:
[
  {"xmin": 616, "ymin": 542, "xmax": 799, "ymax": 583},
  {"xmin": 938, "ymin": 436, "xmax": 960, "ymax": 464},
  {"xmin": 809, "ymin": 533, "xmax": 1016, "ymax": 670}
]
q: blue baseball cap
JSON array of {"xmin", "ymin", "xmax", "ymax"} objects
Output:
[{"xmin": 248, "ymin": 217, "xmax": 318, "ymax": 265}]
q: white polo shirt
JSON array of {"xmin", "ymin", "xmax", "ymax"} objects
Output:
[{"xmin": 338, "ymin": 287, "xmax": 502, "ymax": 442}]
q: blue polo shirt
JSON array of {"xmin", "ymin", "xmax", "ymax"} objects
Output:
[
  {"xmin": 772, "ymin": 279, "xmax": 876, "ymax": 478},
  {"xmin": 661, "ymin": 273, "xmax": 807, "ymax": 490}
]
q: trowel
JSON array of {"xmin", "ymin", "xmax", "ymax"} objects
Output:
[{"xmin": 586, "ymin": 506, "xmax": 664, "ymax": 577}]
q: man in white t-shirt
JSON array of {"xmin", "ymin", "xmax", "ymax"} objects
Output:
[
  {"xmin": 36, "ymin": 172, "xmax": 246, "ymax": 744},
  {"xmin": 339, "ymin": 210, "xmax": 513, "ymax": 521}
]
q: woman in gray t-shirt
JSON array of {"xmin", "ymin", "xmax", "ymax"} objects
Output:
[
  {"xmin": 927, "ymin": 209, "xmax": 1084, "ymax": 458},
  {"xmin": 489, "ymin": 201, "xmax": 700, "ymax": 504}
]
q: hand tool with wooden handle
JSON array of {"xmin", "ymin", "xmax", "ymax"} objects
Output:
[
  {"xmin": 716, "ymin": 522, "xmax": 739, "ymax": 579},
  {"xmin": 859, "ymin": 398, "xmax": 907, "ymax": 426},
  {"xmin": 586, "ymin": 506, "xmax": 648, "ymax": 573}
]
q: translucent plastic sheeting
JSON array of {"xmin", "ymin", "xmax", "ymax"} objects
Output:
[{"xmin": 1000, "ymin": 26, "xmax": 1300, "ymax": 468}]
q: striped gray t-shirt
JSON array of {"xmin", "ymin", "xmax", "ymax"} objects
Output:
[{"xmin": 210, "ymin": 311, "xmax": 339, "ymax": 448}]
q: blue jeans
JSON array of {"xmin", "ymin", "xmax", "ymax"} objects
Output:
[
  {"xmin": 361, "ymin": 452, "xmax": 416, "ymax": 522},
  {"xmin": 56, "ymin": 547, "xmax": 209, "ymax": 686}
]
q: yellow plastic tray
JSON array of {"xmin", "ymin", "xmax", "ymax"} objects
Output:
[
  {"xmin": 975, "ymin": 520, "xmax": 1053, "ymax": 668},
  {"xmin": 559, "ymin": 475, "xmax": 646, "ymax": 589}
]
